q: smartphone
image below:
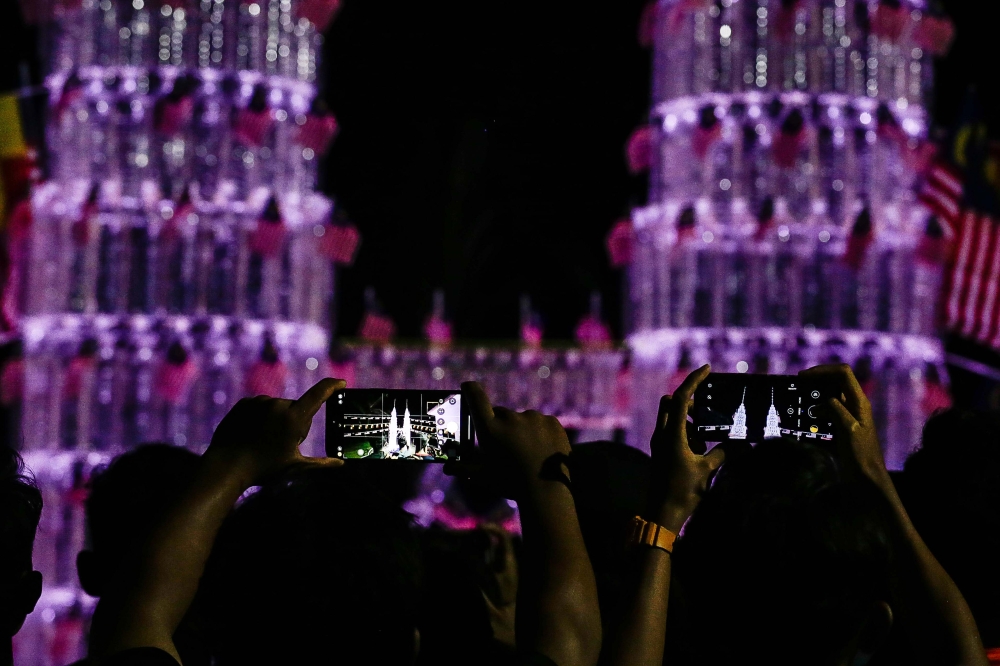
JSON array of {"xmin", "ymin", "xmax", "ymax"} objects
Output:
[
  {"xmin": 326, "ymin": 388, "xmax": 471, "ymax": 461},
  {"xmin": 692, "ymin": 373, "xmax": 837, "ymax": 445}
]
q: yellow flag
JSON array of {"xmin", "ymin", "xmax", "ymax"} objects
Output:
[{"xmin": 0, "ymin": 93, "xmax": 29, "ymax": 226}]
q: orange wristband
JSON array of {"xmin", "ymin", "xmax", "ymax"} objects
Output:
[{"xmin": 626, "ymin": 515, "xmax": 677, "ymax": 554}]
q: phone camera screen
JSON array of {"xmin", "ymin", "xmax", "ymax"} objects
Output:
[
  {"xmin": 326, "ymin": 389, "xmax": 464, "ymax": 462},
  {"xmin": 693, "ymin": 374, "xmax": 836, "ymax": 445}
]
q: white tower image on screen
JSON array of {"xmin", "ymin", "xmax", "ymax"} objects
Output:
[
  {"xmin": 763, "ymin": 388, "xmax": 781, "ymax": 439},
  {"xmin": 385, "ymin": 403, "xmax": 400, "ymax": 456},
  {"xmin": 400, "ymin": 403, "xmax": 415, "ymax": 457},
  {"xmin": 729, "ymin": 388, "xmax": 748, "ymax": 440}
]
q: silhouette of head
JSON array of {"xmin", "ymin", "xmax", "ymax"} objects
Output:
[
  {"xmin": 672, "ymin": 440, "xmax": 895, "ymax": 666},
  {"xmin": 0, "ymin": 446, "xmax": 43, "ymax": 638},
  {"xmin": 204, "ymin": 466, "xmax": 422, "ymax": 665},
  {"xmin": 78, "ymin": 444, "xmax": 200, "ymax": 597},
  {"xmin": 903, "ymin": 409, "xmax": 1000, "ymax": 647}
]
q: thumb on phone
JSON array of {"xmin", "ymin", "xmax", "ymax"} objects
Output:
[{"xmin": 462, "ymin": 381, "xmax": 495, "ymax": 431}]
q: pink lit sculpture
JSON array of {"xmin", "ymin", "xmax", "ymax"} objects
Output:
[
  {"xmin": 627, "ymin": 0, "xmax": 949, "ymax": 462},
  {"xmin": 13, "ymin": 1, "xmax": 336, "ymax": 662}
]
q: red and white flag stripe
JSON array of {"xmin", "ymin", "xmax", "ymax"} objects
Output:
[
  {"xmin": 944, "ymin": 212, "xmax": 1000, "ymax": 348},
  {"xmin": 918, "ymin": 162, "xmax": 964, "ymax": 228}
]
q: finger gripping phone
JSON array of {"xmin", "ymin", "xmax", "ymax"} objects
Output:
[
  {"xmin": 692, "ymin": 373, "xmax": 837, "ymax": 445},
  {"xmin": 326, "ymin": 388, "xmax": 472, "ymax": 462}
]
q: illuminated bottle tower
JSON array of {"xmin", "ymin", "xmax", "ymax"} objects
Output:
[
  {"xmin": 15, "ymin": 1, "xmax": 340, "ymax": 661},
  {"xmin": 628, "ymin": 0, "xmax": 948, "ymax": 466}
]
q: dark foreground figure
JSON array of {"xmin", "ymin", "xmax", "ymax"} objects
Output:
[{"xmin": 0, "ymin": 365, "xmax": 991, "ymax": 666}]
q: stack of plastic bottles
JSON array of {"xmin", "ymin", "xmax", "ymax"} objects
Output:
[
  {"xmin": 14, "ymin": 2, "xmax": 336, "ymax": 662},
  {"xmin": 628, "ymin": 0, "xmax": 948, "ymax": 463}
]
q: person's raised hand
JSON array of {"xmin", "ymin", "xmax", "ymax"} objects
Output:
[
  {"xmin": 648, "ymin": 364, "xmax": 724, "ymax": 532},
  {"xmin": 800, "ymin": 363, "xmax": 886, "ymax": 483},
  {"xmin": 461, "ymin": 381, "xmax": 572, "ymax": 499},
  {"xmin": 205, "ymin": 378, "xmax": 345, "ymax": 488}
]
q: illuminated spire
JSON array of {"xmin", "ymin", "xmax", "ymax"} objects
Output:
[
  {"xmin": 385, "ymin": 403, "xmax": 400, "ymax": 456},
  {"xmin": 764, "ymin": 387, "xmax": 781, "ymax": 439},
  {"xmin": 730, "ymin": 387, "xmax": 748, "ymax": 439}
]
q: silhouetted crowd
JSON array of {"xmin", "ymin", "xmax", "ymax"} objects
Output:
[{"xmin": 2, "ymin": 365, "xmax": 998, "ymax": 666}]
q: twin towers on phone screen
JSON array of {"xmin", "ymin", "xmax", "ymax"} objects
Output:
[{"xmin": 693, "ymin": 374, "xmax": 835, "ymax": 445}]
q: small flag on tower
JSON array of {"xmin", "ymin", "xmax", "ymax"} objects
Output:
[
  {"xmin": 754, "ymin": 197, "xmax": 775, "ymax": 241},
  {"xmin": 606, "ymin": 218, "xmax": 635, "ymax": 267},
  {"xmin": 637, "ymin": 1, "xmax": 658, "ymax": 48},
  {"xmin": 918, "ymin": 160, "xmax": 964, "ymax": 225},
  {"xmin": 870, "ymin": 0, "xmax": 908, "ymax": 42},
  {"xmin": 625, "ymin": 126, "xmax": 655, "ymax": 174},
  {"xmin": 234, "ymin": 85, "xmax": 274, "ymax": 147},
  {"xmin": 359, "ymin": 287, "xmax": 396, "ymax": 343},
  {"xmin": 249, "ymin": 195, "xmax": 287, "ymax": 257},
  {"xmin": 772, "ymin": 109, "xmax": 806, "ymax": 169},
  {"xmin": 914, "ymin": 15, "xmax": 956, "ymax": 56},
  {"xmin": 843, "ymin": 207, "xmax": 874, "ymax": 271},
  {"xmin": 916, "ymin": 216, "xmax": 949, "ymax": 267},
  {"xmin": 295, "ymin": 0, "xmax": 343, "ymax": 31},
  {"xmin": 692, "ymin": 106, "xmax": 721, "ymax": 160}
]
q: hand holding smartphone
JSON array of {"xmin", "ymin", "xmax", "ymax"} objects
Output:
[
  {"xmin": 692, "ymin": 373, "xmax": 838, "ymax": 445},
  {"xmin": 326, "ymin": 388, "xmax": 472, "ymax": 461}
]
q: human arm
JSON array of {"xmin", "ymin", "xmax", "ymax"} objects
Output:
[
  {"xmin": 802, "ymin": 364, "xmax": 988, "ymax": 666},
  {"xmin": 462, "ymin": 382, "xmax": 601, "ymax": 666},
  {"xmin": 606, "ymin": 365, "xmax": 724, "ymax": 666},
  {"xmin": 90, "ymin": 379, "xmax": 344, "ymax": 664}
]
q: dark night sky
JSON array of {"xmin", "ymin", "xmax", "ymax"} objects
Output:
[{"xmin": 1, "ymin": 0, "xmax": 998, "ymax": 343}]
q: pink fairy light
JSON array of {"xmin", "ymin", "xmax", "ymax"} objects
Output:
[
  {"xmin": 521, "ymin": 322, "xmax": 543, "ymax": 348},
  {"xmin": 870, "ymin": 3, "xmax": 908, "ymax": 42},
  {"xmin": 626, "ymin": 126, "xmax": 655, "ymax": 174},
  {"xmin": 246, "ymin": 359, "xmax": 289, "ymax": 398},
  {"xmin": 637, "ymin": 1, "xmax": 658, "ymax": 48},
  {"xmin": 691, "ymin": 122, "xmax": 721, "ymax": 161},
  {"xmin": 328, "ymin": 359, "xmax": 357, "ymax": 388},
  {"xmin": 318, "ymin": 223, "xmax": 360, "ymax": 265},
  {"xmin": 575, "ymin": 316, "xmax": 611, "ymax": 350},
  {"xmin": 233, "ymin": 108, "xmax": 274, "ymax": 147},
  {"xmin": 249, "ymin": 218, "xmax": 287, "ymax": 258},
  {"xmin": 914, "ymin": 16, "xmax": 956, "ymax": 56},
  {"xmin": 606, "ymin": 218, "xmax": 635, "ymax": 267},
  {"xmin": 296, "ymin": 113, "xmax": 339, "ymax": 155},
  {"xmin": 62, "ymin": 355, "xmax": 95, "ymax": 400},
  {"xmin": 0, "ymin": 357, "xmax": 24, "ymax": 406},
  {"xmin": 155, "ymin": 96, "xmax": 194, "ymax": 136},
  {"xmin": 296, "ymin": 0, "xmax": 343, "ymax": 31},
  {"xmin": 154, "ymin": 359, "xmax": 199, "ymax": 404},
  {"xmin": 359, "ymin": 312, "xmax": 396, "ymax": 343}
]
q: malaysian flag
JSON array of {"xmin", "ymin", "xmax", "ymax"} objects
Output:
[
  {"xmin": 943, "ymin": 211, "xmax": 1000, "ymax": 349},
  {"xmin": 918, "ymin": 160, "xmax": 964, "ymax": 226},
  {"xmin": 935, "ymin": 89, "xmax": 1000, "ymax": 350}
]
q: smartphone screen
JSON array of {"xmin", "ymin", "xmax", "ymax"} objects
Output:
[
  {"xmin": 692, "ymin": 374, "xmax": 837, "ymax": 445},
  {"xmin": 326, "ymin": 388, "xmax": 469, "ymax": 461}
]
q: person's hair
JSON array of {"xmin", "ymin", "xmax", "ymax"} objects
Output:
[
  {"xmin": 85, "ymin": 443, "xmax": 200, "ymax": 559},
  {"xmin": 204, "ymin": 466, "xmax": 423, "ymax": 666},
  {"xmin": 0, "ymin": 446, "xmax": 42, "ymax": 583},
  {"xmin": 416, "ymin": 526, "xmax": 520, "ymax": 666},
  {"xmin": 903, "ymin": 408, "xmax": 1000, "ymax": 647},
  {"xmin": 671, "ymin": 440, "xmax": 895, "ymax": 666}
]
